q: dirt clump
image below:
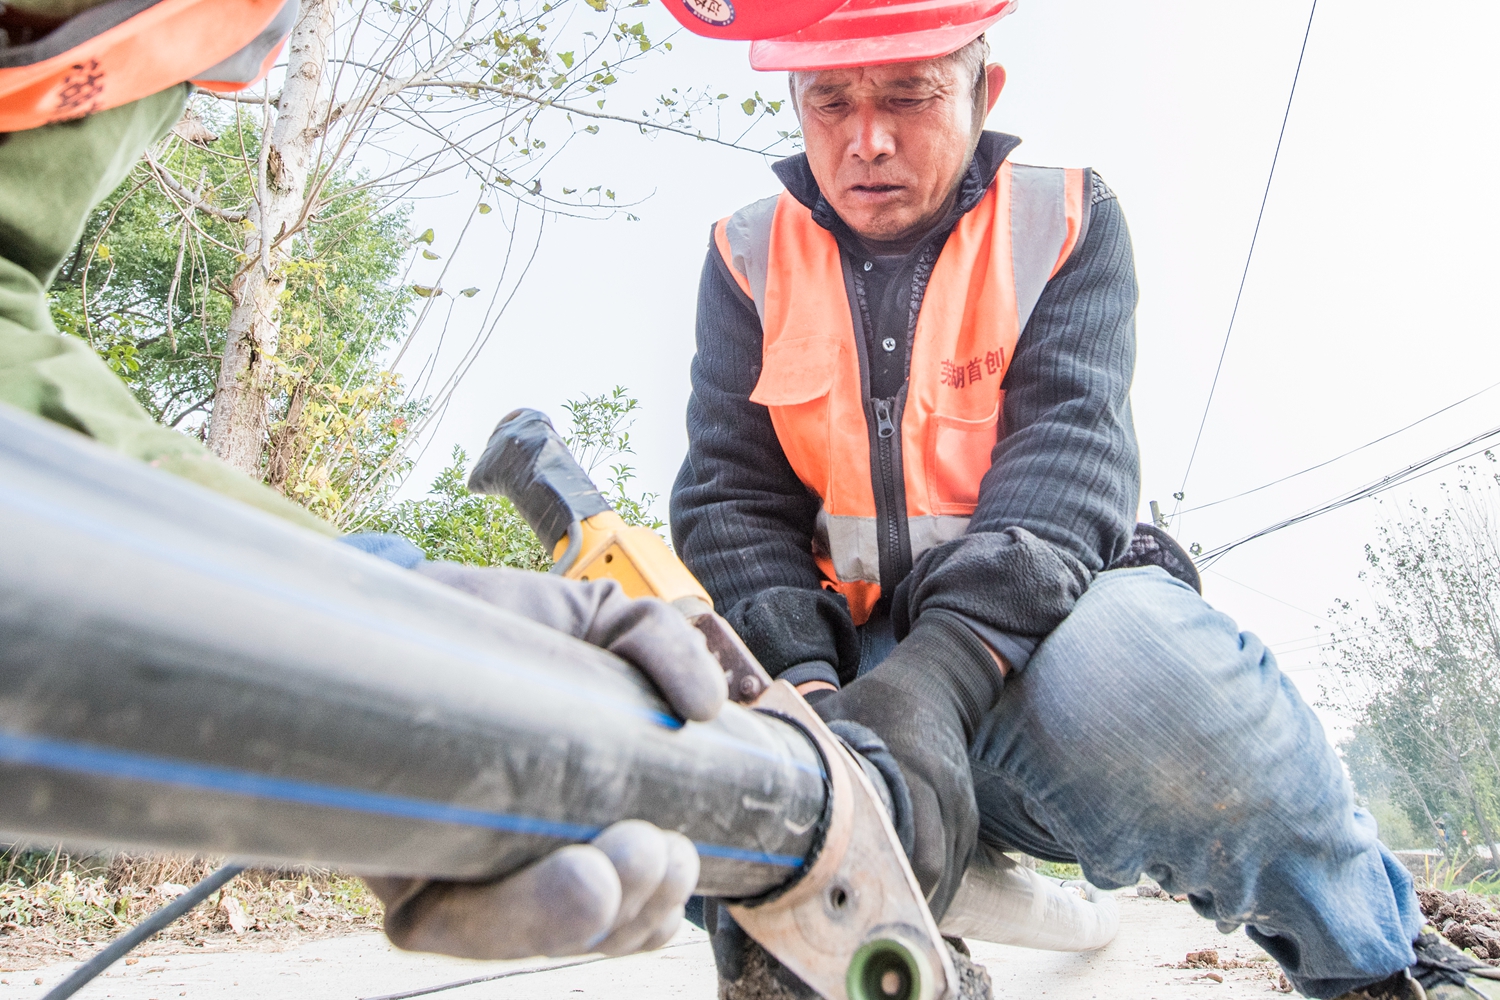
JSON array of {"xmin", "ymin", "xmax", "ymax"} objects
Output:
[
  {"xmin": 1136, "ymin": 883, "xmax": 1189, "ymax": 902},
  {"xmin": 1418, "ymin": 888, "xmax": 1500, "ymax": 965}
]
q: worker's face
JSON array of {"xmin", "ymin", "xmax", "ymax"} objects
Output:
[{"xmin": 794, "ymin": 58, "xmax": 1006, "ymax": 246}]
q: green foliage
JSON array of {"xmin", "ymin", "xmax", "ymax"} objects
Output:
[
  {"xmin": 364, "ymin": 387, "xmax": 660, "ymax": 567},
  {"xmin": 51, "ymin": 110, "xmax": 411, "ymax": 431},
  {"xmin": 1034, "ymin": 860, "xmax": 1084, "ymax": 881},
  {"xmin": 47, "ymin": 106, "xmax": 419, "ymax": 527},
  {"xmin": 1366, "ymin": 795, "xmax": 1423, "ymax": 851},
  {"xmin": 42, "ymin": 0, "xmax": 790, "ymax": 530},
  {"xmin": 364, "ymin": 446, "xmax": 553, "ymax": 570},
  {"xmin": 740, "ymin": 91, "xmax": 783, "ymax": 116},
  {"xmin": 562, "ymin": 385, "xmax": 663, "ymax": 531},
  {"xmin": 1323, "ymin": 456, "xmax": 1500, "ymax": 869}
]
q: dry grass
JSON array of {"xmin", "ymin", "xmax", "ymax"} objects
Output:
[{"xmin": 0, "ymin": 848, "xmax": 383, "ymax": 972}]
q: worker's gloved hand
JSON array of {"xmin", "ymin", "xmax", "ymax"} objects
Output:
[
  {"xmin": 415, "ymin": 560, "xmax": 728, "ymax": 722},
  {"xmin": 812, "ymin": 611, "xmax": 1004, "ymax": 920},
  {"xmin": 339, "ymin": 536, "xmax": 723, "ymax": 960},
  {"xmin": 366, "ymin": 819, "xmax": 699, "ymax": 960},
  {"xmin": 706, "ymin": 710, "xmax": 998, "ymax": 1000}
]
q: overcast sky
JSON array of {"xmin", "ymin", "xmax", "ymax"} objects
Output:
[{"xmin": 391, "ymin": 0, "xmax": 1500, "ymax": 736}]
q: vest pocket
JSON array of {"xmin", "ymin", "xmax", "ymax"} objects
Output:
[
  {"xmin": 925, "ymin": 402, "xmax": 1001, "ymax": 515},
  {"xmin": 750, "ymin": 336, "xmax": 838, "ymax": 405},
  {"xmin": 750, "ymin": 335, "xmax": 840, "ymax": 498}
]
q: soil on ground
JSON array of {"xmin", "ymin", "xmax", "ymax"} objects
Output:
[
  {"xmin": 0, "ymin": 857, "xmax": 382, "ymax": 973},
  {"xmin": 1419, "ymin": 888, "xmax": 1500, "ymax": 965}
]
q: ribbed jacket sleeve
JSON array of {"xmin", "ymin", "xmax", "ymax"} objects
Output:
[
  {"xmin": 891, "ymin": 188, "xmax": 1141, "ymax": 668},
  {"xmin": 670, "ymin": 237, "xmax": 862, "ymax": 679}
]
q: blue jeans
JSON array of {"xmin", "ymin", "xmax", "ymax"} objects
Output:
[
  {"xmin": 941, "ymin": 566, "xmax": 1421, "ymax": 998},
  {"xmin": 690, "ymin": 566, "xmax": 1424, "ymax": 997}
]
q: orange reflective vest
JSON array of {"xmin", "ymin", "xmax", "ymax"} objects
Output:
[
  {"xmin": 0, "ymin": 0, "xmax": 296, "ymax": 132},
  {"xmin": 714, "ymin": 162, "xmax": 1087, "ymax": 624}
]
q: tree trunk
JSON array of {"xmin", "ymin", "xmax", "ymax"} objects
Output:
[
  {"xmin": 1442, "ymin": 729, "xmax": 1500, "ymax": 872},
  {"xmin": 264, "ymin": 379, "xmax": 308, "ymax": 492},
  {"xmin": 1465, "ymin": 784, "xmax": 1500, "ymax": 876},
  {"xmin": 206, "ymin": 0, "xmax": 333, "ymax": 475}
]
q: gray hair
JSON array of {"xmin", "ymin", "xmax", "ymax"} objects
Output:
[{"xmin": 788, "ymin": 34, "xmax": 992, "ymax": 135}]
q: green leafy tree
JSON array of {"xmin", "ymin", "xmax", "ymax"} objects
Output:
[
  {"xmin": 562, "ymin": 385, "xmax": 663, "ymax": 531},
  {"xmin": 364, "ymin": 447, "xmax": 553, "ymax": 569},
  {"xmin": 48, "ymin": 111, "xmax": 420, "ymax": 527},
  {"xmin": 152, "ymin": 0, "xmax": 792, "ymax": 479},
  {"xmin": 365, "ymin": 387, "xmax": 660, "ymax": 567},
  {"xmin": 50, "ymin": 0, "xmax": 792, "ymax": 525},
  {"xmin": 1322, "ymin": 457, "xmax": 1500, "ymax": 868}
]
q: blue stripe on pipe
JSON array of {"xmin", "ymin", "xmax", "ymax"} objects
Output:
[
  {"xmin": 0, "ymin": 730, "xmax": 806, "ymax": 870},
  {"xmin": 693, "ymin": 843, "xmax": 808, "ymax": 866},
  {"xmin": 1, "ymin": 479, "xmax": 822, "ymax": 779}
]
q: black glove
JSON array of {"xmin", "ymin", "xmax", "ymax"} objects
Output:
[
  {"xmin": 707, "ymin": 681, "xmax": 997, "ymax": 1000},
  {"xmin": 812, "ymin": 610, "xmax": 1004, "ymax": 920},
  {"xmin": 724, "ymin": 586, "xmax": 861, "ymax": 685},
  {"xmin": 1107, "ymin": 522, "xmax": 1202, "ymax": 593}
]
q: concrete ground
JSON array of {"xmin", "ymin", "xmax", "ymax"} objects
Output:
[{"xmin": 2, "ymin": 893, "xmax": 1283, "ymax": 1000}]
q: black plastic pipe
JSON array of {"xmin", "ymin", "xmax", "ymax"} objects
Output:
[{"xmin": 0, "ymin": 404, "xmax": 826, "ymax": 899}]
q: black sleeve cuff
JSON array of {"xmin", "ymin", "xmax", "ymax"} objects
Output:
[
  {"xmin": 780, "ymin": 660, "xmax": 840, "ymax": 689},
  {"xmin": 723, "ymin": 586, "xmax": 861, "ymax": 680},
  {"xmin": 955, "ymin": 617, "xmax": 1038, "ymax": 673},
  {"xmin": 892, "ymin": 527, "xmax": 1090, "ymax": 654}
]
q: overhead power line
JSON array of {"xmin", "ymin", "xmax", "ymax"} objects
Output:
[
  {"xmin": 1178, "ymin": 378, "xmax": 1500, "ymax": 516},
  {"xmin": 1193, "ymin": 422, "xmax": 1500, "ymax": 568},
  {"xmin": 1174, "ymin": 0, "xmax": 1321, "ymax": 514}
]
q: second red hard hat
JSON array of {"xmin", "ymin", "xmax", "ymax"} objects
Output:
[{"xmin": 750, "ymin": 0, "xmax": 1018, "ymax": 71}]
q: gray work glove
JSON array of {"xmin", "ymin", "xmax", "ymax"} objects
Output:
[
  {"xmin": 354, "ymin": 554, "xmax": 728, "ymax": 959},
  {"xmin": 415, "ymin": 561, "xmax": 728, "ymax": 721},
  {"xmin": 367, "ymin": 820, "xmax": 699, "ymax": 959}
]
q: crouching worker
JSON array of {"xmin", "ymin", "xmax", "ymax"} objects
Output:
[{"xmin": 668, "ymin": 1, "xmax": 1493, "ymax": 997}]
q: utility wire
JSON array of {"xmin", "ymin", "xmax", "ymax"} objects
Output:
[
  {"xmin": 1193, "ymin": 422, "xmax": 1500, "ymax": 568},
  {"xmin": 1174, "ymin": 0, "xmax": 1320, "ymax": 515},
  {"xmin": 1178, "ymin": 378, "xmax": 1500, "ymax": 516},
  {"xmin": 41, "ymin": 863, "xmax": 246, "ymax": 1000},
  {"xmin": 1204, "ymin": 567, "xmax": 1327, "ymax": 621},
  {"xmin": 359, "ymin": 939, "xmax": 704, "ymax": 1000}
]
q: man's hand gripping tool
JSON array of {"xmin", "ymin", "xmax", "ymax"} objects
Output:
[{"xmin": 468, "ymin": 408, "xmax": 959, "ymax": 1000}]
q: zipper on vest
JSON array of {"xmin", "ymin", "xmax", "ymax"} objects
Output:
[
  {"xmin": 869, "ymin": 392, "xmax": 912, "ymax": 594},
  {"xmin": 873, "ymin": 397, "xmax": 897, "ymax": 439},
  {"xmin": 872, "ymin": 396, "xmax": 903, "ymax": 588},
  {"xmin": 844, "ymin": 254, "xmax": 913, "ymax": 597}
]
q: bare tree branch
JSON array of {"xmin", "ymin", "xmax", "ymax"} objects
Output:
[
  {"xmin": 202, "ymin": 89, "xmax": 279, "ymax": 105},
  {"xmin": 400, "ymin": 80, "xmax": 783, "ymax": 153},
  {"xmin": 144, "ymin": 150, "xmax": 247, "ymax": 223}
]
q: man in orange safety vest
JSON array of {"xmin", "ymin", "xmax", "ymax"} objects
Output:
[{"xmin": 666, "ymin": 3, "xmax": 1491, "ymax": 999}]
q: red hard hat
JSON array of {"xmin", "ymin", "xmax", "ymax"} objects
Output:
[
  {"xmin": 658, "ymin": 0, "xmax": 849, "ymax": 42},
  {"xmin": 749, "ymin": 0, "xmax": 1018, "ymax": 72}
]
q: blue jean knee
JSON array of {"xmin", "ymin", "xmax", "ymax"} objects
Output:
[{"xmin": 968, "ymin": 566, "xmax": 1423, "ymax": 997}]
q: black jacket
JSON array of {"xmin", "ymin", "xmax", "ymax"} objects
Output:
[{"xmin": 670, "ymin": 132, "xmax": 1142, "ymax": 683}]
